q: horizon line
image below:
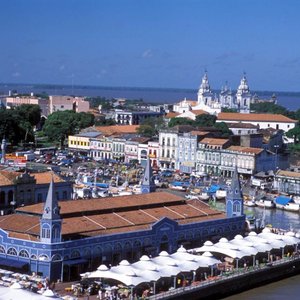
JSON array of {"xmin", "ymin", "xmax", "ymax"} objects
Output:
[{"xmin": 0, "ymin": 82, "xmax": 300, "ymax": 95}]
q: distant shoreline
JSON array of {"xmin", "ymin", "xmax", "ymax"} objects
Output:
[
  {"xmin": 1, "ymin": 82, "xmax": 300, "ymax": 96},
  {"xmin": 0, "ymin": 83, "xmax": 299, "ymax": 110}
]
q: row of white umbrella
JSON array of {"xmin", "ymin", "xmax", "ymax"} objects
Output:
[
  {"xmin": 193, "ymin": 228, "xmax": 300, "ymax": 260},
  {"xmin": 86, "ymin": 229, "xmax": 300, "ymax": 287},
  {"xmin": 87, "ymin": 247, "xmax": 221, "ymax": 287}
]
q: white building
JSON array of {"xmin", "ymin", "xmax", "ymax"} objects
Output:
[
  {"xmin": 217, "ymin": 112, "xmax": 297, "ymax": 132},
  {"xmin": 172, "ymin": 72, "xmax": 253, "ymax": 116}
]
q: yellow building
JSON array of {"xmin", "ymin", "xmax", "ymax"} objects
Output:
[{"xmin": 68, "ymin": 132, "xmax": 101, "ymax": 152}]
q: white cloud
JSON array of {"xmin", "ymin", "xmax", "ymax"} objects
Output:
[{"xmin": 142, "ymin": 49, "xmax": 153, "ymax": 58}]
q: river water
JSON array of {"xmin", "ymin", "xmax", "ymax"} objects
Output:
[
  {"xmin": 223, "ymin": 206, "xmax": 300, "ymax": 300},
  {"xmin": 0, "ymin": 83, "xmax": 299, "ymax": 110}
]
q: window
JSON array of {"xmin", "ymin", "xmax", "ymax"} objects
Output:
[
  {"xmin": 0, "ymin": 246, "xmax": 5, "ymax": 254},
  {"xmin": 19, "ymin": 249, "xmax": 29, "ymax": 258},
  {"xmin": 0, "ymin": 191, "xmax": 5, "ymax": 205},
  {"xmin": 38, "ymin": 193, "xmax": 43, "ymax": 203},
  {"xmin": 7, "ymin": 247, "xmax": 17, "ymax": 256}
]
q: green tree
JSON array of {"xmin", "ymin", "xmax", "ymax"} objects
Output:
[
  {"xmin": 14, "ymin": 104, "xmax": 41, "ymax": 143},
  {"xmin": 250, "ymin": 102, "xmax": 288, "ymax": 115},
  {"xmin": 168, "ymin": 117, "xmax": 194, "ymax": 127},
  {"xmin": 194, "ymin": 114, "xmax": 217, "ymax": 127},
  {"xmin": 43, "ymin": 110, "xmax": 94, "ymax": 148},
  {"xmin": 136, "ymin": 116, "xmax": 165, "ymax": 137},
  {"xmin": 0, "ymin": 109, "xmax": 24, "ymax": 145},
  {"xmin": 286, "ymin": 126, "xmax": 300, "ymax": 144},
  {"xmin": 214, "ymin": 122, "xmax": 232, "ymax": 137}
]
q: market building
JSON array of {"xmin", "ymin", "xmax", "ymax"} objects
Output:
[{"xmin": 0, "ymin": 170, "xmax": 245, "ymax": 282}]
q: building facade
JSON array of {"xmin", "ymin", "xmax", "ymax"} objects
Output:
[
  {"xmin": 217, "ymin": 112, "xmax": 297, "ymax": 132},
  {"xmin": 0, "ymin": 177, "xmax": 245, "ymax": 282}
]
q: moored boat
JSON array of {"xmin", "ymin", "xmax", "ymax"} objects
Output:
[{"xmin": 255, "ymin": 197, "xmax": 275, "ymax": 208}]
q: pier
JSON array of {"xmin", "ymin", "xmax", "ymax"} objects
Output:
[{"xmin": 147, "ymin": 256, "xmax": 300, "ymax": 300}]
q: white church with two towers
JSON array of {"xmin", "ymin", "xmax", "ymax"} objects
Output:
[{"xmin": 173, "ymin": 72, "xmax": 252, "ymax": 115}]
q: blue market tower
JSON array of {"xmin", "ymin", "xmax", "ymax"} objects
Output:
[
  {"xmin": 141, "ymin": 157, "xmax": 156, "ymax": 194},
  {"xmin": 226, "ymin": 167, "xmax": 244, "ymax": 217},
  {"xmin": 40, "ymin": 177, "xmax": 62, "ymax": 243}
]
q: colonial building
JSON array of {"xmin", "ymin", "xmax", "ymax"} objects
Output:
[
  {"xmin": 196, "ymin": 138, "xmax": 231, "ymax": 175},
  {"xmin": 114, "ymin": 110, "xmax": 164, "ymax": 125},
  {"xmin": 227, "ymin": 122, "xmax": 259, "ymax": 135},
  {"xmin": 171, "ymin": 72, "xmax": 253, "ymax": 117},
  {"xmin": 0, "ymin": 171, "xmax": 72, "ymax": 214},
  {"xmin": 49, "ymin": 96, "xmax": 90, "ymax": 114},
  {"xmin": 0, "ymin": 174, "xmax": 245, "ymax": 281},
  {"xmin": 217, "ymin": 112, "xmax": 297, "ymax": 132},
  {"xmin": 273, "ymin": 170, "xmax": 300, "ymax": 195},
  {"xmin": 148, "ymin": 141, "xmax": 159, "ymax": 168},
  {"xmin": 90, "ymin": 137, "xmax": 113, "ymax": 161},
  {"xmin": 158, "ymin": 126, "xmax": 196, "ymax": 170},
  {"xmin": 68, "ymin": 132, "xmax": 101, "ymax": 155},
  {"xmin": 220, "ymin": 146, "xmax": 274, "ymax": 177},
  {"xmin": 178, "ymin": 131, "xmax": 210, "ymax": 173}
]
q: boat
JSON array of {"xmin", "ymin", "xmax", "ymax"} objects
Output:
[
  {"xmin": 255, "ymin": 197, "xmax": 275, "ymax": 209},
  {"xmin": 284, "ymin": 202, "xmax": 300, "ymax": 212},
  {"xmin": 169, "ymin": 181, "xmax": 189, "ymax": 191},
  {"xmin": 275, "ymin": 195, "xmax": 300, "ymax": 212},
  {"xmin": 244, "ymin": 196, "xmax": 257, "ymax": 207},
  {"xmin": 293, "ymin": 195, "xmax": 300, "ymax": 204},
  {"xmin": 198, "ymin": 189, "xmax": 210, "ymax": 201},
  {"xmin": 216, "ymin": 189, "xmax": 227, "ymax": 200}
]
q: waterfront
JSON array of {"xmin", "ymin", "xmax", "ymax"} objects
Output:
[
  {"xmin": 0, "ymin": 83, "xmax": 299, "ymax": 110},
  {"xmin": 223, "ymin": 205, "xmax": 300, "ymax": 300},
  {"xmin": 223, "ymin": 274, "xmax": 300, "ymax": 300}
]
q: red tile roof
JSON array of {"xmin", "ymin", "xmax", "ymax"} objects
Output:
[
  {"xmin": 94, "ymin": 125, "xmax": 140, "ymax": 136},
  {"xmin": 218, "ymin": 112, "xmax": 297, "ymax": 123},
  {"xmin": 200, "ymin": 138, "xmax": 229, "ymax": 146},
  {"xmin": 227, "ymin": 145, "xmax": 264, "ymax": 154},
  {"xmin": 191, "ymin": 109, "xmax": 209, "ymax": 116},
  {"xmin": 2, "ymin": 191, "xmax": 225, "ymax": 241},
  {"xmin": 166, "ymin": 112, "xmax": 180, "ymax": 118}
]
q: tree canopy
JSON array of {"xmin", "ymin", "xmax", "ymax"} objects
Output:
[
  {"xmin": 136, "ymin": 116, "xmax": 165, "ymax": 137},
  {"xmin": 0, "ymin": 105, "xmax": 41, "ymax": 146},
  {"xmin": 168, "ymin": 117, "xmax": 194, "ymax": 127},
  {"xmin": 43, "ymin": 110, "xmax": 94, "ymax": 147}
]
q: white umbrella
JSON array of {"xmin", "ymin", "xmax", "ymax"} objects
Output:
[
  {"xmin": 258, "ymin": 232, "xmax": 286, "ymax": 249},
  {"xmin": 283, "ymin": 231, "xmax": 300, "ymax": 246},
  {"xmin": 43, "ymin": 289, "xmax": 56, "ymax": 297},
  {"xmin": 198, "ymin": 252, "xmax": 221, "ymax": 267},
  {"xmin": 152, "ymin": 251, "xmax": 180, "ymax": 267},
  {"xmin": 132, "ymin": 255, "xmax": 159, "ymax": 271},
  {"xmin": 10, "ymin": 282, "xmax": 22, "ymax": 289},
  {"xmin": 88, "ymin": 264, "xmax": 117, "ymax": 279}
]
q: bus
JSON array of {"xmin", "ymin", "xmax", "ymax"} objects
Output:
[{"xmin": 34, "ymin": 147, "xmax": 57, "ymax": 156}]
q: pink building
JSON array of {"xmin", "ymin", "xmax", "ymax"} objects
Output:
[
  {"xmin": 49, "ymin": 96, "xmax": 90, "ymax": 114},
  {"xmin": 5, "ymin": 96, "xmax": 49, "ymax": 116}
]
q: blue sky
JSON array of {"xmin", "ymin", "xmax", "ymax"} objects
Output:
[{"xmin": 1, "ymin": 0, "xmax": 300, "ymax": 92}]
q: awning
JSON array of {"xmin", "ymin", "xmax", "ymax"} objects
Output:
[
  {"xmin": 63, "ymin": 258, "xmax": 88, "ymax": 266},
  {"xmin": 0, "ymin": 257, "xmax": 28, "ymax": 269}
]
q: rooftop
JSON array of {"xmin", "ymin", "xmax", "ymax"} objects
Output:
[
  {"xmin": 276, "ymin": 170, "xmax": 300, "ymax": 178},
  {"xmin": 200, "ymin": 138, "xmax": 229, "ymax": 146},
  {"xmin": 218, "ymin": 112, "xmax": 297, "ymax": 123},
  {"xmin": 4, "ymin": 192, "xmax": 225, "ymax": 241},
  {"xmin": 94, "ymin": 125, "xmax": 140, "ymax": 136},
  {"xmin": 227, "ymin": 145, "xmax": 264, "ymax": 154}
]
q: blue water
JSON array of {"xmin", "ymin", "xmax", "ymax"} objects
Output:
[{"xmin": 0, "ymin": 83, "xmax": 299, "ymax": 111}]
